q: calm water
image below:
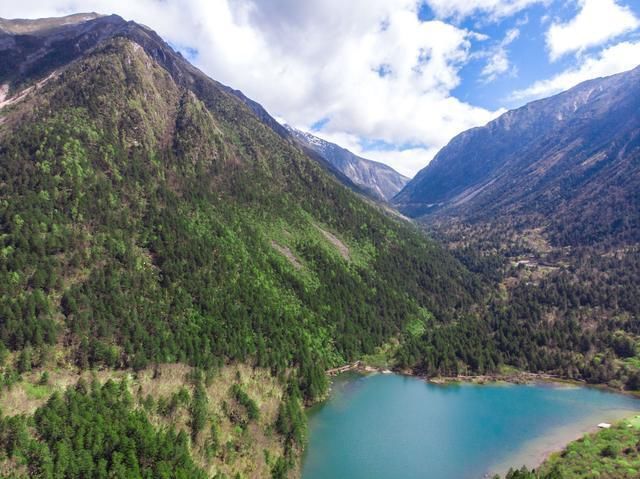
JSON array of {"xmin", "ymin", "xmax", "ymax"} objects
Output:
[{"xmin": 302, "ymin": 373, "xmax": 640, "ymax": 479}]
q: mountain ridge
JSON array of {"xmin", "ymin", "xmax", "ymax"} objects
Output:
[
  {"xmin": 0, "ymin": 11, "xmax": 409, "ymax": 206},
  {"xmin": 394, "ymin": 64, "xmax": 640, "ymax": 247}
]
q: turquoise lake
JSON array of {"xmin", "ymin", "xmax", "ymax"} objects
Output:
[{"xmin": 302, "ymin": 373, "xmax": 640, "ymax": 479}]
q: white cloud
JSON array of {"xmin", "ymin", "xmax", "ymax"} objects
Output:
[
  {"xmin": 511, "ymin": 40, "xmax": 640, "ymax": 101},
  {"xmin": 0, "ymin": 0, "xmax": 502, "ymax": 176},
  {"xmin": 546, "ymin": 0, "xmax": 639, "ymax": 60},
  {"xmin": 480, "ymin": 28, "xmax": 520, "ymax": 82},
  {"xmin": 426, "ymin": 0, "xmax": 545, "ymax": 20}
]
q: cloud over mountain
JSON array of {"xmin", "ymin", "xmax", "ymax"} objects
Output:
[{"xmin": 3, "ymin": 0, "xmax": 638, "ymax": 176}]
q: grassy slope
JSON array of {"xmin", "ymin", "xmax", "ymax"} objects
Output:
[{"xmin": 500, "ymin": 417, "xmax": 640, "ymax": 479}]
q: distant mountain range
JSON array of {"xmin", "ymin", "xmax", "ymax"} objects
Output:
[
  {"xmin": 394, "ymin": 65, "xmax": 640, "ymax": 247},
  {"xmin": 285, "ymin": 125, "xmax": 408, "ymax": 202}
]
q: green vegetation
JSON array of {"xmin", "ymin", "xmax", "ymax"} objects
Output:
[
  {"xmin": 420, "ymin": 219, "xmax": 640, "ymax": 390},
  {"xmin": 497, "ymin": 466, "xmax": 562, "ymax": 479},
  {"xmin": 275, "ymin": 380, "xmax": 307, "ymax": 476},
  {"xmin": 0, "ymin": 35, "xmax": 486, "ymax": 408},
  {"xmin": 498, "ymin": 417, "xmax": 640, "ymax": 479},
  {"xmin": 231, "ymin": 384, "xmax": 259, "ymax": 422},
  {"xmin": 190, "ymin": 381, "xmax": 209, "ymax": 440},
  {"xmin": 22, "ymin": 382, "xmax": 51, "ymax": 400},
  {"xmin": 0, "ymin": 364, "xmax": 298, "ymax": 478},
  {"xmin": 0, "ymin": 379, "xmax": 206, "ymax": 478}
]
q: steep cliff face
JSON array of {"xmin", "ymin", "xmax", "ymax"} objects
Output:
[
  {"xmin": 395, "ymin": 65, "xmax": 640, "ymax": 247},
  {"xmin": 286, "ymin": 126, "xmax": 409, "ymax": 202}
]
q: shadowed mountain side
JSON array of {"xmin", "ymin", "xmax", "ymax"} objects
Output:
[{"xmin": 395, "ymin": 65, "xmax": 640, "ymax": 247}]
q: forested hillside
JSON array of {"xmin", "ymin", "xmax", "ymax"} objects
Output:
[
  {"xmin": 391, "ymin": 65, "xmax": 640, "ymax": 392},
  {"xmin": 0, "ymin": 13, "xmax": 486, "ymax": 477},
  {"xmin": 3, "ymin": 12, "xmax": 640, "ymax": 479},
  {"xmin": 0, "ymin": 12, "xmax": 484, "ymax": 393}
]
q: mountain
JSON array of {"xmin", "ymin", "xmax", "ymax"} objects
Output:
[
  {"xmin": 195, "ymin": 87, "xmax": 403, "ymax": 203},
  {"xmin": 5, "ymin": 12, "xmax": 640, "ymax": 479},
  {"xmin": 286, "ymin": 125, "xmax": 409, "ymax": 201},
  {"xmin": 0, "ymin": 9, "xmax": 485, "ymax": 399},
  {"xmin": 394, "ymin": 65, "xmax": 640, "ymax": 400},
  {"xmin": 394, "ymin": 66, "xmax": 640, "ymax": 247},
  {"xmin": 0, "ymin": 13, "xmax": 490, "ymax": 477}
]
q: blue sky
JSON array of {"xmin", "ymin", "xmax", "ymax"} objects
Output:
[
  {"xmin": 443, "ymin": 1, "xmax": 640, "ymax": 111},
  {"xmin": 2, "ymin": 0, "xmax": 640, "ymax": 177}
]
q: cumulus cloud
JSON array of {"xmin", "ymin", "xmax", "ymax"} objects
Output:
[
  {"xmin": 1, "ymin": 0, "xmax": 505, "ymax": 176},
  {"xmin": 546, "ymin": 0, "xmax": 639, "ymax": 60},
  {"xmin": 480, "ymin": 28, "xmax": 520, "ymax": 82},
  {"xmin": 510, "ymin": 40, "xmax": 640, "ymax": 101},
  {"xmin": 426, "ymin": 0, "xmax": 545, "ymax": 20},
  {"xmin": 185, "ymin": 1, "xmax": 499, "ymax": 158}
]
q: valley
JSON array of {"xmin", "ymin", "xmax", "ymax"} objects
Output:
[{"xmin": 0, "ymin": 8, "xmax": 640, "ymax": 479}]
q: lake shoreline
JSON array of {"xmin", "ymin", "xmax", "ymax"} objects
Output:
[
  {"xmin": 326, "ymin": 361, "xmax": 640, "ymax": 399},
  {"xmin": 490, "ymin": 421, "xmax": 602, "ymax": 476},
  {"xmin": 490, "ymin": 412, "xmax": 640, "ymax": 477}
]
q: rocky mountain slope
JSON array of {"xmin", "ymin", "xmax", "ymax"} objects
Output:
[
  {"xmin": 394, "ymin": 66, "xmax": 640, "ymax": 247},
  {"xmin": 286, "ymin": 125, "xmax": 408, "ymax": 201}
]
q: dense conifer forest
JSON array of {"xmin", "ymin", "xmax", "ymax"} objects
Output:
[{"xmin": 406, "ymin": 220, "xmax": 640, "ymax": 392}]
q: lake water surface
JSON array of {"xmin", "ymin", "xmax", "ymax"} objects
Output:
[{"xmin": 302, "ymin": 373, "xmax": 640, "ymax": 479}]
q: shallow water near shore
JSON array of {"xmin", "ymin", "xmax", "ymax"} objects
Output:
[{"xmin": 302, "ymin": 373, "xmax": 640, "ymax": 479}]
